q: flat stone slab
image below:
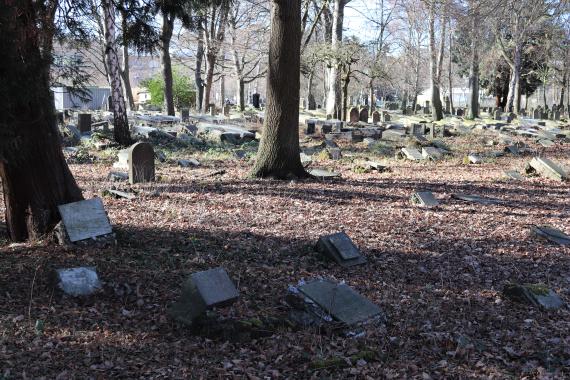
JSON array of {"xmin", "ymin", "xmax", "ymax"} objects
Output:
[
  {"xmin": 530, "ymin": 225, "xmax": 570, "ymax": 245},
  {"xmin": 526, "ymin": 157, "xmax": 567, "ymax": 181},
  {"xmin": 316, "ymin": 232, "xmax": 367, "ymax": 267},
  {"xmin": 400, "ymin": 148, "xmax": 424, "ymax": 161},
  {"xmin": 309, "ymin": 168, "xmax": 341, "ymax": 178},
  {"xmin": 411, "ymin": 191, "xmax": 439, "ymax": 207},
  {"xmin": 298, "ymin": 279, "xmax": 383, "ymax": 326},
  {"xmin": 58, "ymin": 198, "xmax": 113, "ymax": 242},
  {"xmin": 504, "ymin": 145, "xmax": 520, "ymax": 155},
  {"xmin": 468, "ymin": 154, "xmax": 483, "ymax": 164},
  {"xmin": 422, "ymin": 147, "xmax": 443, "ymax": 160},
  {"xmin": 452, "ymin": 193, "xmax": 504, "ymax": 206},
  {"xmin": 504, "ymin": 170, "xmax": 524, "ymax": 181},
  {"xmin": 538, "ymin": 139, "xmax": 555, "ymax": 147},
  {"xmin": 503, "ymin": 283, "xmax": 564, "ymax": 310},
  {"xmin": 104, "ymin": 189, "xmax": 136, "ymax": 200},
  {"xmin": 56, "ymin": 267, "xmax": 101, "ymax": 296}
]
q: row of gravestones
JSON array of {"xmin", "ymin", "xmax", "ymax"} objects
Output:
[{"xmin": 347, "ymin": 108, "xmax": 392, "ymax": 124}]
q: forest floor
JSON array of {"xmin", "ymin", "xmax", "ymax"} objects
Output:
[{"xmin": 1, "ymin": 114, "xmax": 569, "ymax": 379}]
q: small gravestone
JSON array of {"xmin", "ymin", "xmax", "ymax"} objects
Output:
[
  {"xmin": 104, "ymin": 189, "xmax": 136, "ymax": 200},
  {"xmin": 400, "ymin": 148, "xmax": 424, "ymax": 161},
  {"xmin": 452, "ymin": 193, "xmax": 502, "ymax": 205},
  {"xmin": 526, "ymin": 157, "xmax": 567, "ymax": 181},
  {"xmin": 181, "ymin": 109, "xmax": 190, "ymax": 122},
  {"xmin": 78, "ymin": 113, "xmax": 92, "ymax": 133},
  {"xmin": 422, "ymin": 147, "xmax": 442, "ymax": 160},
  {"xmin": 223, "ymin": 105, "xmax": 231, "ymax": 117},
  {"xmin": 328, "ymin": 147, "xmax": 341, "ymax": 160},
  {"xmin": 429, "ymin": 124, "xmax": 435, "ymax": 139},
  {"xmin": 504, "ymin": 170, "xmax": 524, "ymax": 181},
  {"xmin": 306, "ymin": 119, "xmax": 316, "ymax": 134},
  {"xmin": 57, "ymin": 198, "xmax": 113, "ymax": 243},
  {"xmin": 372, "ymin": 111, "xmax": 380, "ymax": 123},
  {"xmin": 168, "ymin": 267, "xmax": 239, "ymax": 325},
  {"xmin": 411, "ymin": 191, "xmax": 439, "ymax": 207},
  {"xmin": 456, "ymin": 108, "xmax": 464, "ymax": 117},
  {"xmin": 411, "ymin": 123, "xmax": 423, "ymax": 136},
  {"xmin": 56, "ymin": 267, "xmax": 101, "ymax": 297},
  {"xmin": 316, "ymin": 232, "xmax": 366, "ymax": 267},
  {"xmin": 349, "ymin": 107, "xmax": 359, "ymax": 123},
  {"xmin": 107, "ymin": 171, "xmax": 128, "ymax": 181},
  {"xmin": 530, "ymin": 225, "xmax": 570, "ymax": 245},
  {"xmin": 309, "ymin": 168, "xmax": 340, "ymax": 178},
  {"xmin": 381, "ymin": 111, "xmax": 391, "ymax": 123},
  {"xmin": 359, "ymin": 107, "xmax": 369, "ymax": 123},
  {"xmin": 178, "ymin": 158, "xmax": 200, "ymax": 167},
  {"xmin": 297, "ymin": 279, "xmax": 383, "ymax": 326},
  {"xmin": 468, "ymin": 154, "xmax": 483, "ymax": 164},
  {"xmin": 493, "ymin": 109, "xmax": 502, "ymax": 120},
  {"xmin": 504, "ymin": 145, "xmax": 520, "ymax": 155},
  {"xmin": 128, "ymin": 142, "xmax": 155, "ymax": 184},
  {"xmin": 532, "ymin": 109, "xmax": 541, "ymax": 119},
  {"xmin": 553, "ymin": 110, "xmax": 560, "ymax": 121},
  {"xmin": 503, "ymin": 283, "xmax": 564, "ymax": 310},
  {"xmin": 538, "ymin": 139, "xmax": 554, "ymax": 148}
]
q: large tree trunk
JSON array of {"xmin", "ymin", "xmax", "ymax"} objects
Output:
[
  {"xmin": 505, "ymin": 43, "xmax": 522, "ymax": 113},
  {"xmin": 195, "ymin": 23, "xmax": 205, "ymax": 112},
  {"xmin": 428, "ymin": 0, "xmax": 443, "ymax": 121},
  {"xmin": 102, "ymin": 0, "xmax": 131, "ymax": 145},
  {"xmin": 307, "ymin": 70, "xmax": 316, "ymax": 110},
  {"xmin": 161, "ymin": 12, "xmax": 175, "ymax": 116},
  {"xmin": 325, "ymin": 0, "xmax": 346, "ymax": 119},
  {"xmin": 560, "ymin": 71, "xmax": 567, "ymax": 108},
  {"xmin": 251, "ymin": 0, "xmax": 306, "ymax": 179},
  {"xmin": 468, "ymin": 12, "xmax": 480, "ymax": 119},
  {"xmin": 204, "ymin": 51, "xmax": 216, "ymax": 110},
  {"xmin": 237, "ymin": 78, "xmax": 245, "ymax": 111},
  {"xmin": 448, "ymin": 25, "xmax": 454, "ymax": 114},
  {"xmin": 120, "ymin": 9, "xmax": 135, "ymax": 110},
  {"xmin": 0, "ymin": 0, "xmax": 83, "ymax": 242},
  {"xmin": 219, "ymin": 74, "xmax": 225, "ymax": 109},
  {"xmin": 368, "ymin": 80, "xmax": 375, "ymax": 111}
]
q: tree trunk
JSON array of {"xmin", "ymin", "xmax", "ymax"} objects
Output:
[
  {"xmin": 429, "ymin": 1, "xmax": 444, "ymax": 121},
  {"xmin": 102, "ymin": 0, "xmax": 131, "ymax": 145},
  {"xmin": 251, "ymin": 0, "xmax": 306, "ymax": 179},
  {"xmin": 0, "ymin": 0, "xmax": 83, "ymax": 242},
  {"xmin": 161, "ymin": 12, "xmax": 175, "ymax": 116},
  {"xmin": 219, "ymin": 74, "xmax": 225, "ymax": 109},
  {"xmin": 448, "ymin": 26, "xmax": 454, "ymax": 114},
  {"xmin": 120, "ymin": 9, "xmax": 135, "ymax": 110},
  {"xmin": 342, "ymin": 76, "xmax": 350, "ymax": 121},
  {"xmin": 195, "ymin": 23, "xmax": 205, "ymax": 112},
  {"xmin": 325, "ymin": 0, "xmax": 346, "ymax": 119},
  {"xmin": 204, "ymin": 51, "xmax": 216, "ymax": 110},
  {"xmin": 237, "ymin": 78, "xmax": 245, "ymax": 111},
  {"xmin": 307, "ymin": 70, "xmax": 316, "ymax": 110},
  {"xmin": 468, "ymin": 12, "xmax": 479, "ymax": 119},
  {"xmin": 560, "ymin": 72, "xmax": 567, "ymax": 108},
  {"xmin": 505, "ymin": 43, "xmax": 522, "ymax": 113},
  {"xmin": 368, "ymin": 80, "xmax": 375, "ymax": 111}
]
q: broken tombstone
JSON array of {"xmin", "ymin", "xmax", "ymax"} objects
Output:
[
  {"xmin": 309, "ymin": 168, "xmax": 341, "ymax": 179},
  {"xmin": 504, "ymin": 145, "xmax": 520, "ymax": 155},
  {"xmin": 411, "ymin": 191, "xmax": 439, "ymax": 207},
  {"xmin": 316, "ymin": 232, "xmax": 367, "ymax": 267},
  {"xmin": 168, "ymin": 267, "xmax": 239, "ymax": 325},
  {"xmin": 399, "ymin": 148, "xmax": 424, "ymax": 161},
  {"xmin": 103, "ymin": 189, "xmax": 136, "ymax": 200},
  {"xmin": 525, "ymin": 157, "xmax": 568, "ymax": 181},
  {"xmin": 55, "ymin": 267, "xmax": 101, "ymax": 297},
  {"xmin": 422, "ymin": 147, "xmax": 443, "ymax": 161},
  {"xmin": 178, "ymin": 158, "xmax": 200, "ymax": 167},
  {"xmin": 538, "ymin": 139, "xmax": 555, "ymax": 148},
  {"xmin": 504, "ymin": 170, "xmax": 524, "ymax": 181},
  {"xmin": 107, "ymin": 171, "xmax": 128, "ymax": 182},
  {"xmin": 56, "ymin": 198, "xmax": 113, "ymax": 244},
  {"xmin": 467, "ymin": 154, "xmax": 483, "ymax": 164},
  {"xmin": 503, "ymin": 283, "xmax": 564, "ymax": 311},
  {"xmin": 530, "ymin": 225, "xmax": 570, "ymax": 246}
]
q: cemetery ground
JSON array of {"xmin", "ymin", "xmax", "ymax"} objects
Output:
[{"xmin": 1, "ymin": 112, "xmax": 570, "ymax": 378}]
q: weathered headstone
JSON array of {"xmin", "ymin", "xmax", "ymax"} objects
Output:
[
  {"xmin": 422, "ymin": 147, "xmax": 442, "ymax": 160},
  {"xmin": 252, "ymin": 93, "xmax": 261, "ymax": 108},
  {"xmin": 400, "ymin": 148, "xmax": 424, "ymax": 161},
  {"xmin": 468, "ymin": 154, "xmax": 483, "ymax": 164},
  {"xmin": 359, "ymin": 107, "xmax": 369, "ymax": 123},
  {"xmin": 306, "ymin": 119, "xmax": 316, "ymax": 135},
  {"xmin": 456, "ymin": 108, "xmax": 464, "ymax": 117},
  {"xmin": 532, "ymin": 108, "xmax": 541, "ymax": 119},
  {"xmin": 530, "ymin": 225, "xmax": 570, "ymax": 245},
  {"xmin": 316, "ymin": 232, "xmax": 366, "ymax": 267},
  {"xmin": 372, "ymin": 111, "xmax": 380, "ymax": 123},
  {"xmin": 381, "ymin": 111, "xmax": 391, "ymax": 122},
  {"xmin": 349, "ymin": 107, "xmax": 359, "ymax": 123},
  {"xmin": 181, "ymin": 109, "xmax": 190, "ymax": 122},
  {"xmin": 56, "ymin": 267, "xmax": 101, "ymax": 296},
  {"xmin": 526, "ymin": 157, "xmax": 567, "ymax": 181},
  {"xmin": 77, "ymin": 113, "xmax": 92, "ymax": 133},
  {"xmin": 57, "ymin": 198, "xmax": 113, "ymax": 243},
  {"xmin": 308, "ymin": 168, "xmax": 341, "ymax": 178},
  {"xmin": 411, "ymin": 191, "xmax": 439, "ymax": 207},
  {"xmin": 494, "ymin": 109, "xmax": 502, "ymax": 121},
  {"xmin": 297, "ymin": 280, "xmax": 383, "ymax": 326},
  {"xmin": 503, "ymin": 283, "xmax": 564, "ymax": 310},
  {"xmin": 128, "ymin": 142, "xmax": 155, "ymax": 184},
  {"xmin": 168, "ymin": 267, "xmax": 239, "ymax": 325},
  {"xmin": 504, "ymin": 170, "xmax": 524, "ymax": 180}
]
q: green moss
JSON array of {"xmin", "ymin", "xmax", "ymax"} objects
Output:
[
  {"xmin": 315, "ymin": 149, "xmax": 331, "ymax": 162},
  {"xmin": 525, "ymin": 283, "xmax": 550, "ymax": 296},
  {"xmin": 352, "ymin": 165, "xmax": 370, "ymax": 174}
]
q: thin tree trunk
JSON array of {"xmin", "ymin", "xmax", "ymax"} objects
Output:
[
  {"xmin": 195, "ymin": 23, "xmax": 205, "ymax": 112},
  {"xmin": 307, "ymin": 70, "xmax": 316, "ymax": 110},
  {"xmin": 325, "ymin": 0, "xmax": 346, "ymax": 119},
  {"xmin": 468, "ymin": 11, "xmax": 479, "ymax": 119},
  {"xmin": 560, "ymin": 72, "xmax": 567, "ymax": 108},
  {"xmin": 369, "ymin": 80, "xmax": 375, "ymax": 111},
  {"xmin": 448, "ymin": 25, "xmax": 454, "ymax": 114},
  {"xmin": 219, "ymin": 74, "xmax": 225, "ymax": 109},
  {"xmin": 342, "ymin": 75, "xmax": 350, "ymax": 121},
  {"xmin": 429, "ymin": 0, "xmax": 444, "ymax": 121},
  {"xmin": 237, "ymin": 78, "xmax": 245, "ymax": 111},
  {"xmin": 1, "ymin": 0, "xmax": 83, "ymax": 242},
  {"xmin": 505, "ymin": 43, "xmax": 521, "ymax": 113},
  {"xmin": 204, "ymin": 52, "xmax": 216, "ymax": 110},
  {"xmin": 120, "ymin": 9, "xmax": 135, "ymax": 110},
  {"xmin": 161, "ymin": 12, "xmax": 175, "ymax": 116},
  {"xmin": 251, "ymin": 0, "xmax": 306, "ymax": 179},
  {"xmin": 102, "ymin": 0, "xmax": 131, "ymax": 145}
]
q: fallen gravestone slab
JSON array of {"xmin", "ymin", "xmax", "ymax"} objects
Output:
[
  {"xmin": 104, "ymin": 189, "xmax": 136, "ymax": 200},
  {"xmin": 178, "ymin": 158, "xmax": 200, "ymax": 167},
  {"xmin": 530, "ymin": 225, "xmax": 570, "ymax": 246},
  {"xmin": 316, "ymin": 232, "xmax": 367, "ymax": 267},
  {"xmin": 365, "ymin": 161, "xmax": 390, "ymax": 172},
  {"xmin": 411, "ymin": 191, "xmax": 439, "ymax": 207},
  {"xmin": 422, "ymin": 147, "xmax": 443, "ymax": 161},
  {"xmin": 56, "ymin": 267, "xmax": 101, "ymax": 297},
  {"xmin": 400, "ymin": 148, "xmax": 424, "ymax": 161},
  {"xmin": 431, "ymin": 140, "xmax": 451, "ymax": 153},
  {"xmin": 538, "ymin": 139, "xmax": 555, "ymax": 148},
  {"xmin": 504, "ymin": 145, "xmax": 520, "ymax": 155},
  {"xmin": 452, "ymin": 193, "xmax": 503, "ymax": 206},
  {"xmin": 298, "ymin": 279, "xmax": 383, "ymax": 326},
  {"xmin": 57, "ymin": 198, "xmax": 113, "ymax": 243},
  {"xmin": 467, "ymin": 154, "xmax": 483, "ymax": 164},
  {"xmin": 107, "ymin": 172, "xmax": 128, "ymax": 182},
  {"xmin": 504, "ymin": 170, "xmax": 524, "ymax": 181},
  {"xmin": 168, "ymin": 267, "xmax": 239, "ymax": 325},
  {"xmin": 309, "ymin": 168, "xmax": 340, "ymax": 179},
  {"xmin": 526, "ymin": 157, "xmax": 568, "ymax": 181},
  {"xmin": 503, "ymin": 283, "xmax": 564, "ymax": 310}
]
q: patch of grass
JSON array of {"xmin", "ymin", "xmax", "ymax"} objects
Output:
[
  {"xmin": 314, "ymin": 149, "xmax": 331, "ymax": 162},
  {"xmin": 352, "ymin": 165, "xmax": 370, "ymax": 174}
]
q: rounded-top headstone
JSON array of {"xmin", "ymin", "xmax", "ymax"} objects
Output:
[{"xmin": 128, "ymin": 142, "xmax": 155, "ymax": 184}]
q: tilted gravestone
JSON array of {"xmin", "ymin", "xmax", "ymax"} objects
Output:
[
  {"xmin": 56, "ymin": 267, "xmax": 101, "ymax": 296},
  {"xmin": 77, "ymin": 113, "xmax": 92, "ymax": 133},
  {"xmin": 422, "ymin": 147, "xmax": 442, "ymax": 160},
  {"xmin": 297, "ymin": 279, "xmax": 383, "ymax": 326},
  {"xmin": 57, "ymin": 198, "xmax": 113, "ymax": 243},
  {"xmin": 504, "ymin": 170, "xmax": 524, "ymax": 181},
  {"xmin": 411, "ymin": 191, "xmax": 439, "ymax": 207},
  {"xmin": 168, "ymin": 267, "xmax": 239, "ymax": 325},
  {"xmin": 129, "ymin": 142, "xmax": 155, "ymax": 184},
  {"xmin": 503, "ymin": 283, "xmax": 564, "ymax": 310},
  {"xmin": 400, "ymin": 147, "xmax": 424, "ymax": 161},
  {"xmin": 359, "ymin": 107, "xmax": 369, "ymax": 123},
  {"xmin": 349, "ymin": 107, "xmax": 359, "ymax": 123},
  {"xmin": 526, "ymin": 157, "xmax": 567, "ymax": 181},
  {"xmin": 530, "ymin": 225, "xmax": 570, "ymax": 245},
  {"xmin": 316, "ymin": 232, "xmax": 367, "ymax": 267},
  {"xmin": 372, "ymin": 111, "xmax": 380, "ymax": 123}
]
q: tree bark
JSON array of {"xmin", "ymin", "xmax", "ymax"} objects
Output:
[
  {"xmin": 505, "ymin": 43, "xmax": 522, "ymax": 113},
  {"xmin": 251, "ymin": 0, "xmax": 306, "ymax": 179},
  {"xmin": 0, "ymin": 0, "xmax": 83, "ymax": 242},
  {"xmin": 102, "ymin": 0, "xmax": 131, "ymax": 145},
  {"xmin": 560, "ymin": 72, "xmax": 567, "ymax": 108},
  {"xmin": 325, "ymin": 0, "xmax": 347, "ymax": 119},
  {"xmin": 448, "ymin": 25, "xmax": 454, "ymax": 114},
  {"xmin": 120, "ymin": 9, "xmax": 135, "ymax": 110},
  {"xmin": 468, "ymin": 11, "xmax": 480, "ymax": 119},
  {"xmin": 237, "ymin": 78, "xmax": 245, "ymax": 111},
  {"xmin": 195, "ymin": 23, "xmax": 205, "ymax": 112},
  {"xmin": 204, "ymin": 51, "xmax": 216, "ymax": 109},
  {"xmin": 429, "ymin": 0, "xmax": 444, "ymax": 121},
  {"xmin": 219, "ymin": 74, "xmax": 225, "ymax": 109},
  {"xmin": 161, "ymin": 12, "xmax": 175, "ymax": 116}
]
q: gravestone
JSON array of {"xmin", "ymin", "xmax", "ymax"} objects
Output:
[
  {"xmin": 504, "ymin": 145, "xmax": 520, "ymax": 155},
  {"xmin": 306, "ymin": 119, "xmax": 316, "ymax": 135},
  {"xmin": 532, "ymin": 109, "xmax": 541, "ymax": 119},
  {"xmin": 423, "ymin": 106, "xmax": 430, "ymax": 115},
  {"xmin": 400, "ymin": 148, "xmax": 424, "ymax": 161},
  {"xmin": 452, "ymin": 193, "xmax": 503, "ymax": 205},
  {"xmin": 128, "ymin": 142, "xmax": 155, "ymax": 184},
  {"xmin": 456, "ymin": 108, "xmax": 464, "ymax": 117},
  {"xmin": 381, "ymin": 111, "xmax": 391, "ymax": 122},
  {"xmin": 468, "ymin": 154, "xmax": 483, "ymax": 164},
  {"xmin": 504, "ymin": 170, "xmax": 524, "ymax": 180},
  {"xmin": 422, "ymin": 147, "xmax": 442, "ymax": 160},
  {"xmin": 208, "ymin": 104, "xmax": 216, "ymax": 116},
  {"xmin": 372, "ymin": 111, "xmax": 380, "ymax": 123},
  {"xmin": 530, "ymin": 225, "xmax": 570, "ymax": 245},
  {"xmin": 181, "ymin": 109, "xmax": 190, "ymax": 122},
  {"xmin": 77, "ymin": 113, "xmax": 92, "ymax": 133},
  {"xmin": 252, "ymin": 93, "xmax": 261, "ymax": 108},
  {"xmin": 223, "ymin": 105, "xmax": 231, "ymax": 117},
  {"xmin": 503, "ymin": 283, "xmax": 564, "ymax": 310},
  {"xmin": 494, "ymin": 109, "xmax": 502, "ymax": 121},
  {"xmin": 308, "ymin": 168, "xmax": 341, "ymax": 178},
  {"xmin": 411, "ymin": 191, "xmax": 439, "ymax": 207},
  {"xmin": 429, "ymin": 124, "xmax": 435, "ymax": 139},
  {"xmin": 297, "ymin": 279, "xmax": 383, "ymax": 326},
  {"xmin": 56, "ymin": 267, "xmax": 101, "ymax": 297},
  {"xmin": 316, "ymin": 232, "xmax": 366, "ymax": 267},
  {"xmin": 359, "ymin": 107, "xmax": 369, "ymax": 123},
  {"xmin": 168, "ymin": 267, "xmax": 239, "ymax": 325},
  {"xmin": 57, "ymin": 198, "xmax": 113, "ymax": 243},
  {"xmin": 526, "ymin": 157, "xmax": 567, "ymax": 181},
  {"xmin": 538, "ymin": 139, "xmax": 554, "ymax": 148},
  {"xmin": 553, "ymin": 110, "xmax": 560, "ymax": 121},
  {"xmin": 349, "ymin": 107, "xmax": 359, "ymax": 123}
]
